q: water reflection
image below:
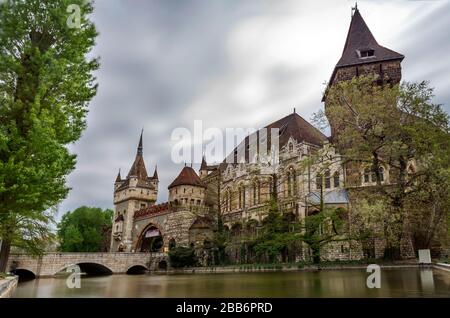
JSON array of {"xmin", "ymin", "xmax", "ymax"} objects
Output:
[{"xmin": 13, "ymin": 268, "xmax": 450, "ymax": 298}]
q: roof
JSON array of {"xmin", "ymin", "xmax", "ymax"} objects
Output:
[
  {"xmin": 336, "ymin": 9, "xmax": 404, "ymax": 68},
  {"xmin": 322, "ymin": 8, "xmax": 404, "ymax": 101},
  {"xmin": 115, "ymin": 132, "xmax": 157, "ymax": 192},
  {"xmin": 222, "ymin": 112, "xmax": 327, "ymax": 166},
  {"xmin": 168, "ymin": 166, "xmax": 207, "ymax": 189},
  {"xmin": 306, "ymin": 189, "xmax": 350, "ymax": 205},
  {"xmin": 134, "ymin": 202, "xmax": 170, "ymax": 220},
  {"xmin": 266, "ymin": 112, "xmax": 328, "ymax": 147}
]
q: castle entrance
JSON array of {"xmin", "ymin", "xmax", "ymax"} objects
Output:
[{"xmin": 139, "ymin": 225, "xmax": 164, "ymax": 252}]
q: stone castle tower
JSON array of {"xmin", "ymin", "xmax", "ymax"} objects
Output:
[
  {"xmin": 111, "ymin": 132, "xmax": 158, "ymax": 252},
  {"xmin": 324, "ymin": 7, "xmax": 404, "ymax": 139}
]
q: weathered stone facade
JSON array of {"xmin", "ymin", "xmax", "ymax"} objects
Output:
[{"xmin": 109, "ymin": 8, "xmax": 447, "ymax": 264}]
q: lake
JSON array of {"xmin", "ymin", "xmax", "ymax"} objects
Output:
[{"xmin": 13, "ymin": 267, "xmax": 450, "ymax": 298}]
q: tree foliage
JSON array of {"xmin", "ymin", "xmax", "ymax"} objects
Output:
[
  {"xmin": 0, "ymin": 0, "xmax": 98, "ymax": 271},
  {"xmin": 168, "ymin": 246, "xmax": 198, "ymax": 268},
  {"xmin": 57, "ymin": 206, "xmax": 112, "ymax": 252},
  {"xmin": 322, "ymin": 75, "xmax": 450, "ymax": 259}
]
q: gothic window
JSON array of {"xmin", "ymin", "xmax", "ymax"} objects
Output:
[
  {"xmin": 363, "ymin": 167, "xmax": 371, "ymax": 183},
  {"xmin": 289, "ymin": 143, "xmax": 294, "ymax": 152},
  {"xmin": 239, "ymin": 185, "xmax": 245, "ymax": 209},
  {"xmin": 324, "ymin": 170, "xmax": 331, "ymax": 189},
  {"xmin": 379, "ymin": 167, "xmax": 385, "ymax": 182},
  {"xmin": 253, "ymin": 182, "xmax": 257, "ymax": 205},
  {"xmin": 333, "ymin": 172, "xmax": 340, "ymax": 188},
  {"xmin": 316, "ymin": 174, "xmax": 322, "ymax": 190}
]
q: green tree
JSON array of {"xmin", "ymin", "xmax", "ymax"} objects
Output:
[
  {"xmin": 321, "ymin": 75, "xmax": 450, "ymax": 259},
  {"xmin": 57, "ymin": 206, "xmax": 112, "ymax": 252},
  {"xmin": 0, "ymin": 0, "xmax": 98, "ymax": 271},
  {"xmin": 168, "ymin": 246, "xmax": 197, "ymax": 268},
  {"xmin": 253, "ymin": 199, "xmax": 298, "ymax": 263}
]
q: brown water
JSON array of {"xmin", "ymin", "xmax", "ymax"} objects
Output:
[{"xmin": 13, "ymin": 268, "xmax": 450, "ymax": 298}]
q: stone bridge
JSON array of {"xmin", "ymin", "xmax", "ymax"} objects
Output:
[{"xmin": 6, "ymin": 252, "xmax": 169, "ymax": 279}]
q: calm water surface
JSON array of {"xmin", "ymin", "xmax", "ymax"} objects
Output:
[{"xmin": 13, "ymin": 268, "xmax": 450, "ymax": 298}]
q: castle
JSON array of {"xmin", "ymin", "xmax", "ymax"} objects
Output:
[{"xmin": 110, "ymin": 8, "xmax": 413, "ymax": 261}]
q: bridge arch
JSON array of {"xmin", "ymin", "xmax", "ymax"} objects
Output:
[
  {"xmin": 13, "ymin": 268, "xmax": 36, "ymax": 282},
  {"xmin": 56, "ymin": 262, "xmax": 113, "ymax": 276},
  {"xmin": 126, "ymin": 264, "xmax": 148, "ymax": 275}
]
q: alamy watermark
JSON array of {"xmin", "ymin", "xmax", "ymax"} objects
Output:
[
  {"xmin": 366, "ymin": 264, "xmax": 381, "ymax": 289},
  {"xmin": 171, "ymin": 120, "xmax": 280, "ymax": 166},
  {"xmin": 66, "ymin": 264, "xmax": 81, "ymax": 289},
  {"xmin": 66, "ymin": 4, "xmax": 81, "ymax": 29}
]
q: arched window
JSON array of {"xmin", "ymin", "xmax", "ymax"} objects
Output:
[
  {"xmin": 239, "ymin": 185, "xmax": 245, "ymax": 209},
  {"xmin": 316, "ymin": 174, "xmax": 322, "ymax": 190},
  {"xmin": 333, "ymin": 172, "xmax": 340, "ymax": 188},
  {"xmin": 324, "ymin": 170, "xmax": 331, "ymax": 189},
  {"xmin": 287, "ymin": 168, "xmax": 296, "ymax": 196},
  {"xmin": 228, "ymin": 190, "xmax": 232, "ymax": 211},
  {"xmin": 289, "ymin": 143, "xmax": 294, "ymax": 152},
  {"xmin": 223, "ymin": 191, "xmax": 228, "ymax": 212},
  {"xmin": 363, "ymin": 167, "xmax": 371, "ymax": 183},
  {"xmin": 253, "ymin": 182, "xmax": 257, "ymax": 205},
  {"xmin": 379, "ymin": 167, "xmax": 384, "ymax": 182}
]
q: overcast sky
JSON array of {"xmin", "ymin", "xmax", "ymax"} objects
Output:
[{"xmin": 58, "ymin": 0, "xmax": 450, "ymax": 218}]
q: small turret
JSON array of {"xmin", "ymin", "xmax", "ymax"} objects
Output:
[
  {"xmin": 199, "ymin": 156, "xmax": 208, "ymax": 179},
  {"xmin": 169, "ymin": 165, "xmax": 206, "ymax": 206}
]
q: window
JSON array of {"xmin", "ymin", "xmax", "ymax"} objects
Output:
[
  {"xmin": 359, "ymin": 49, "xmax": 374, "ymax": 58},
  {"xmin": 333, "ymin": 172, "xmax": 340, "ymax": 188},
  {"xmin": 140, "ymin": 203, "xmax": 146, "ymax": 208},
  {"xmin": 289, "ymin": 143, "xmax": 294, "ymax": 152},
  {"xmin": 316, "ymin": 174, "xmax": 322, "ymax": 190},
  {"xmin": 324, "ymin": 170, "xmax": 331, "ymax": 189},
  {"xmin": 364, "ymin": 167, "xmax": 371, "ymax": 183},
  {"xmin": 253, "ymin": 182, "xmax": 257, "ymax": 205},
  {"xmin": 379, "ymin": 167, "xmax": 384, "ymax": 182},
  {"xmin": 239, "ymin": 186, "xmax": 245, "ymax": 209}
]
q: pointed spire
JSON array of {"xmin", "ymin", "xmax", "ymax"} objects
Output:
[
  {"xmin": 137, "ymin": 129, "xmax": 143, "ymax": 156},
  {"xmin": 200, "ymin": 155, "xmax": 208, "ymax": 170},
  {"xmin": 115, "ymin": 169, "xmax": 121, "ymax": 183},
  {"xmin": 336, "ymin": 7, "xmax": 403, "ymax": 68},
  {"xmin": 153, "ymin": 165, "xmax": 158, "ymax": 180},
  {"xmin": 127, "ymin": 131, "xmax": 148, "ymax": 180}
]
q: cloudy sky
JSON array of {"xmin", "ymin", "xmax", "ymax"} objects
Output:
[{"xmin": 58, "ymin": 0, "xmax": 450, "ymax": 217}]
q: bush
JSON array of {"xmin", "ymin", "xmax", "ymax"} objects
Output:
[{"xmin": 168, "ymin": 246, "xmax": 197, "ymax": 268}]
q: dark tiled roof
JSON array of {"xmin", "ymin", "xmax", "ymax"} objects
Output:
[
  {"xmin": 266, "ymin": 112, "xmax": 328, "ymax": 147},
  {"xmin": 200, "ymin": 156, "xmax": 208, "ymax": 170},
  {"xmin": 134, "ymin": 202, "xmax": 170, "ymax": 219},
  {"xmin": 127, "ymin": 154, "xmax": 148, "ymax": 180},
  {"xmin": 152, "ymin": 166, "xmax": 158, "ymax": 180},
  {"xmin": 221, "ymin": 112, "xmax": 327, "ymax": 167},
  {"xmin": 336, "ymin": 9, "xmax": 404, "ymax": 68},
  {"xmin": 168, "ymin": 166, "xmax": 206, "ymax": 189},
  {"xmin": 115, "ymin": 170, "xmax": 121, "ymax": 183}
]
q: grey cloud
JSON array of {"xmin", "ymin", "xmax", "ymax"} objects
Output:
[{"xmin": 58, "ymin": 0, "xmax": 450, "ymax": 217}]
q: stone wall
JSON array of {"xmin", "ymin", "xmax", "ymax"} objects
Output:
[{"xmin": 0, "ymin": 276, "xmax": 18, "ymax": 298}]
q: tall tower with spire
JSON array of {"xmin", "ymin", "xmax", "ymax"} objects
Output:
[
  {"xmin": 111, "ymin": 132, "xmax": 159, "ymax": 252},
  {"xmin": 324, "ymin": 6, "xmax": 404, "ymax": 138}
]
